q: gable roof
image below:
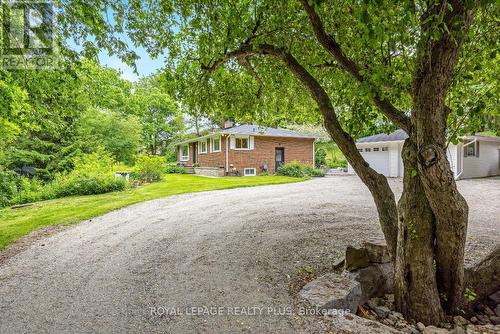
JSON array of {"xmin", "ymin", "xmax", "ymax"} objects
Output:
[
  {"xmin": 357, "ymin": 129, "xmax": 408, "ymax": 143},
  {"xmin": 356, "ymin": 129, "xmax": 500, "ymax": 144},
  {"xmin": 176, "ymin": 124, "xmax": 318, "ymax": 145},
  {"xmin": 224, "ymin": 124, "xmax": 318, "ymax": 138}
]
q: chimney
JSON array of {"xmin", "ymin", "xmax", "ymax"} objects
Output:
[{"xmin": 223, "ymin": 120, "xmax": 234, "ymax": 129}]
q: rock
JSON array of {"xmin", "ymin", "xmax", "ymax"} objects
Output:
[
  {"xmin": 469, "ymin": 316, "xmax": 478, "ymax": 324},
  {"xmin": 367, "ymin": 299, "xmax": 378, "ymax": 310},
  {"xmin": 363, "ymin": 239, "xmax": 392, "ymax": 263},
  {"xmin": 347, "ymin": 262, "xmax": 394, "ymax": 298},
  {"xmin": 392, "ymin": 311, "xmax": 404, "ymax": 320},
  {"xmin": 299, "ymin": 272, "xmax": 362, "ymax": 312},
  {"xmin": 423, "ymin": 325, "xmax": 450, "ymax": 334},
  {"xmin": 476, "ymin": 314, "xmax": 490, "ymax": 324},
  {"xmin": 484, "ymin": 306, "xmax": 495, "ymax": 316},
  {"xmin": 417, "ymin": 322, "xmax": 426, "ymax": 331},
  {"xmin": 451, "ymin": 326, "xmax": 465, "ymax": 334},
  {"xmin": 496, "ymin": 305, "xmax": 500, "ymax": 317},
  {"xmin": 326, "ymin": 312, "xmax": 404, "ymax": 333},
  {"xmin": 383, "ymin": 317, "xmax": 396, "ymax": 326},
  {"xmin": 489, "ymin": 316, "xmax": 500, "ymax": 325},
  {"xmin": 453, "ymin": 315, "xmax": 468, "ymax": 327},
  {"xmin": 488, "ymin": 290, "xmax": 500, "ymax": 305},
  {"xmin": 395, "ymin": 320, "xmax": 407, "ymax": 329},
  {"xmin": 386, "ymin": 293, "xmax": 395, "ymax": 304},
  {"xmin": 333, "ymin": 258, "xmax": 345, "ymax": 270},
  {"xmin": 345, "ymin": 246, "xmax": 370, "ymax": 271},
  {"xmin": 373, "ymin": 305, "xmax": 391, "ymax": 318},
  {"xmin": 464, "ymin": 246, "xmax": 500, "ymax": 302}
]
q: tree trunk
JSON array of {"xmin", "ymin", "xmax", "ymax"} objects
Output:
[{"xmin": 395, "ymin": 139, "xmax": 444, "ymax": 324}]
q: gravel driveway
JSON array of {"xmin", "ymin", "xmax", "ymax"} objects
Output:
[{"xmin": 0, "ymin": 176, "xmax": 498, "ymax": 333}]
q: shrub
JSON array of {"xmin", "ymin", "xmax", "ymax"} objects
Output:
[
  {"xmin": 315, "ymin": 147, "xmax": 327, "ymax": 167},
  {"xmin": 276, "ymin": 161, "xmax": 325, "ymax": 178},
  {"xmin": 165, "ymin": 163, "xmax": 187, "ymax": 174},
  {"xmin": 134, "ymin": 155, "xmax": 165, "ymax": 182},
  {"xmin": 326, "ymin": 158, "xmax": 348, "ymax": 169},
  {"xmin": 0, "ymin": 170, "xmax": 18, "ymax": 207},
  {"xmin": 50, "ymin": 150, "xmax": 127, "ymax": 197}
]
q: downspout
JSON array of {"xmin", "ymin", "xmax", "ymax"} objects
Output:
[
  {"xmin": 312, "ymin": 139, "xmax": 315, "ymax": 167},
  {"xmin": 456, "ymin": 139, "xmax": 476, "ymax": 180},
  {"xmin": 225, "ymin": 134, "xmax": 230, "ymax": 175}
]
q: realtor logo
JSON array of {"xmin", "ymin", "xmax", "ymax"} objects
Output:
[{"xmin": 1, "ymin": 0, "xmax": 59, "ymax": 69}]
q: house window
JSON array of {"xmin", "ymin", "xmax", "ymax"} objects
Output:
[
  {"xmin": 180, "ymin": 145, "xmax": 189, "ymax": 161},
  {"xmin": 199, "ymin": 140, "xmax": 207, "ymax": 154},
  {"xmin": 211, "ymin": 136, "xmax": 221, "ymax": 152},
  {"xmin": 382, "ymin": 147, "xmax": 389, "ymax": 151},
  {"xmin": 365, "ymin": 148, "xmax": 371, "ymax": 152},
  {"xmin": 373, "ymin": 148, "xmax": 380, "ymax": 152},
  {"xmin": 357, "ymin": 148, "xmax": 363, "ymax": 152},
  {"xmin": 236, "ymin": 137, "xmax": 249, "ymax": 149},
  {"xmin": 464, "ymin": 141, "xmax": 479, "ymax": 157},
  {"xmin": 244, "ymin": 168, "xmax": 256, "ymax": 176}
]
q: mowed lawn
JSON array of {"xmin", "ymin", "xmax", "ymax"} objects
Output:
[{"xmin": 0, "ymin": 174, "xmax": 304, "ymax": 251}]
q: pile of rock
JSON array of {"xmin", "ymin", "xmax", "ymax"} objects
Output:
[{"xmin": 298, "ymin": 239, "xmax": 500, "ymax": 334}]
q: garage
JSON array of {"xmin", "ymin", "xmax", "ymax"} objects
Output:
[{"xmin": 359, "ymin": 146, "xmax": 390, "ymax": 176}]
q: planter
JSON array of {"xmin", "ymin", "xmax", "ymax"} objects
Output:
[{"xmin": 194, "ymin": 167, "xmax": 225, "ymax": 177}]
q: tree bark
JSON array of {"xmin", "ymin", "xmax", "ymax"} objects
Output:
[{"xmin": 395, "ymin": 139, "xmax": 444, "ymax": 324}]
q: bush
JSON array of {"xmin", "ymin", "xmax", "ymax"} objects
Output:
[
  {"xmin": 50, "ymin": 150, "xmax": 127, "ymax": 197},
  {"xmin": 165, "ymin": 163, "xmax": 187, "ymax": 174},
  {"xmin": 315, "ymin": 147, "xmax": 327, "ymax": 167},
  {"xmin": 0, "ymin": 170, "xmax": 18, "ymax": 207},
  {"xmin": 276, "ymin": 161, "xmax": 325, "ymax": 178},
  {"xmin": 326, "ymin": 158, "xmax": 348, "ymax": 169},
  {"xmin": 134, "ymin": 155, "xmax": 165, "ymax": 182}
]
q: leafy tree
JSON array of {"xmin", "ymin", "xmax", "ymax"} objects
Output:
[
  {"xmin": 126, "ymin": 76, "xmax": 182, "ymax": 156},
  {"xmin": 31, "ymin": 0, "xmax": 500, "ymax": 324},
  {"xmin": 76, "ymin": 108, "xmax": 142, "ymax": 165}
]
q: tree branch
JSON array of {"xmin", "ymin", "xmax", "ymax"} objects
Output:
[
  {"xmin": 201, "ymin": 42, "xmax": 399, "ymax": 257},
  {"xmin": 300, "ymin": 0, "xmax": 411, "ymax": 133}
]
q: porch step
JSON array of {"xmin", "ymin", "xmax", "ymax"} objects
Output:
[{"xmin": 183, "ymin": 167, "xmax": 195, "ymax": 174}]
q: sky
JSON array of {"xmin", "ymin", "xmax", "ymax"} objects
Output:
[{"xmin": 98, "ymin": 46, "xmax": 165, "ymax": 83}]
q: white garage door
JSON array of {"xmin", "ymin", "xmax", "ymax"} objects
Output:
[{"xmin": 361, "ymin": 149, "xmax": 390, "ymax": 176}]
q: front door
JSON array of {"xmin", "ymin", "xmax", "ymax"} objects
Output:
[
  {"xmin": 192, "ymin": 143, "xmax": 197, "ymax": 164},
  {"xmin": 275, "ymin": 147, "xmax": 285, "ymax": 172}
]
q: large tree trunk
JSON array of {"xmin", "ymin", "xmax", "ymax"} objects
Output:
[{"xmin": 395, "ymin": 139, "xmax": 444, "ymax": 324}]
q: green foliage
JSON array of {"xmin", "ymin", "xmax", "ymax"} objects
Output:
[
  {"xmin": 49, "ymin": 150, "xmax": 127, "ymax": 197},
  {"xmin": 165, "ymin": 163, "xmax": 187, "ymax": 174},
  {"xmin": 277, "ymin": 161, "xmax": 325, "ymax": 178},
  {"xmin": 76, "ymin": 108, "xmax": 142, "ymax": 165},
  {"xmin": 315, "ymin": 147, "xmax": 327, "ymax": 168},
  {"xmin": 463, "ymin": 288, "xmax": 477, "ymax": 303},
  {"xmin": 133, "ymin": 156, "xmax": 165, "ymax": 182},
  {"xmin": 0, "ymin": 170, "xmax": 18, "ymax": 207}
]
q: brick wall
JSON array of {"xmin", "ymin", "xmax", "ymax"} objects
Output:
[{"xmin": 178, "ymin": 135, "xmax": 314, "ymax": 174}]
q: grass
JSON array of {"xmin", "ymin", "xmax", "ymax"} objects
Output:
[{"xmin": 0, "ymin": 174, "xmax": 305, "ymax": 251}]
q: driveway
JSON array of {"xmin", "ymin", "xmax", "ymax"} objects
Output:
[{"xmin": 0, "ymin": 176, "xmax": 498, "ymax": 333}]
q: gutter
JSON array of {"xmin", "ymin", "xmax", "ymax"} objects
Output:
[{"xmin": 455, "ymin": 138, "xmax": 476, "ymax": 180}]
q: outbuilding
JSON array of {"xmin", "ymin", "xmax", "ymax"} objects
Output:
[{"xmin": 347, "ymin": 129, "xmax": 500, "ymax": 179}]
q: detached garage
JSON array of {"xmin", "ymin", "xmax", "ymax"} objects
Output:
[{"xmin": 348, "ymin": 129, "xmax": 500, "ymax": 180}]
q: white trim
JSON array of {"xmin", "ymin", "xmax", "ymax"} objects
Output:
[
  {"xmin": 180, "ymin": 144, "xmax": 189, "ymax": 161},
  {"xmin": 211, "ymin": 135, "xmax": 221, "ymax": 153},
  {"xmin": 225, "ymin": 135, "xmax": 229, "ymax": 173},
  {"xmin": 199, "ymin": 139, "xmax": 208, "ymax": 154},
  {"xmin": 234, "ymin": 135, "xmax": 250, "ymax": 150},
  {"xmin": 243, "ymin": 168, "xmax": 257, "ymax": 176}
]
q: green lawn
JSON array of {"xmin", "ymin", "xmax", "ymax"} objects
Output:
[{"xmin": 0, "ymin": 174, "xmax": 304, "ymax": 251}]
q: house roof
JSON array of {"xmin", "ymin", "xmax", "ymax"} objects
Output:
[
  {"xmin": 176, "ymin": 124, "xmax": 318, "ymax": 145},
  {"xmin": 356, "ymin": 129, "xmax": 408, "ymax": 143},
  {"xmin": 357, "ymin": 129, "xmax": 500, "ymax": 144}
]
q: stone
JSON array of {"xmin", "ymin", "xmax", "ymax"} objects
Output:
[
  {"xmin": 451, "ymin": 326, "xmax": 465, "ymax": 334},
  {"xmin": 392, "ymin": 311, "xmax": 404, "ymax": 320},
  {"xmin": 333, "ymin": 258, "xmax": 345, "ymax": 270},
  {"xmin": 476, "ymin": 314, "xmax": 490, "ymax": 324},
  {"xmin": 453, "ymin": 315, "xmax": 468, "ymax": 327},
  {"xmin": 383, "ymin": 318, "xmax": 396, "ymax": 326},
  {"xmin": 373, "ymin": 305, "xmax": 391, "ymax": 318},
  {"xmin": 464, "ymin": 246, "xmax": 500, "ymax": 302},
  {"xmin": 346, "ymin": 262, "xmax": 394, "ymax": 298},
  {"xmin": 299, "ymin": 272, "xmax": 362, "ymax": 312},
  {"xmin": 496, "ymin": 305, "xmax": 500, "ymax": 317},
  {"xmin": 345, "ymin": 246, "xmax": 370, "ymax": 271},
  {"xmin": 367, "ymin": 299, "xmax": 378, "ymax": 310},
  {"xmin": 488, "ymin": 290, "xmax": 500, "ymax": 305},
  {"xmin": 484, "ymin": 306, "xmax": 495, "ymax": 316},
  {"xmin": 386, "ymin": 293, "xmax": 395, "ymax": 304},
  {"xmin": 326, "ymin": 312, "xmax": 404, "ymax": 333},
  {"xmin": 363, "ymin": 239, "xmax": 392, "ymax": 263},
  {"xmin": 417, "ymin": 322, "xmax": 426, "ymax": 331},
  {"xmin": 423, "ymin": 325, "xmax": 450, "ymax": 334},
  {"xmin": 469, "ymin": 316, "xmax": 478, "ymax": 324},
  {"xmin": 489, "ymin": 316, "xmax": 500, "ymax": 325}
]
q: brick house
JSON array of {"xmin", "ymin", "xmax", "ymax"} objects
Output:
[{"xmin": 176, "ymin": 124, "xmax": 317, "ymax": 176}]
